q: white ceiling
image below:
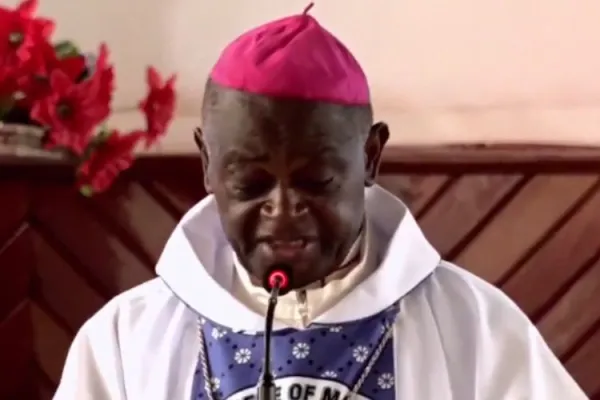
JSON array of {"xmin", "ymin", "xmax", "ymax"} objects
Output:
[{"xmin": 7, "ymin": 0, "xmax": 600, "ymax": 152}]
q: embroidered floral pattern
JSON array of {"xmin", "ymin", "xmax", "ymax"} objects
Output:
[
  {"xmin": 211, "ymin": 327, "xmax": 227, "ymax": 340},
  {"xmin": 292, "ymin": 342, "xmax": 310, "ymax": 359},
  {"xmin": 321, "ymin": 370, "xmax": 338, "ymax": 378},
  {"xmin": 234, "ymin": 348, "xmax": 251, "ymax": 364},
  {"xmin": 377, "ymin": 373, "xmax": 394, "ymax": 389},
  {"xmin": 352, "ymin": 345, "xmax": 370, "ymax": 363}
]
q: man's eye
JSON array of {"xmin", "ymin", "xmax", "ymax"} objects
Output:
[
  {"xmin": 298, "ymin": 177, "xmax": 335, "ymax": 193},
  {"xmin": 232, "ymin": 181, "xmax": 270, "ymax": 199}
]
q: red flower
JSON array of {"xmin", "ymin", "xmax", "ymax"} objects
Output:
[
  {"xmin": 0, "ymin": 2, "xmax": 176, "ymax": 196},
  {"xmin": 30, "ymin": 67, "xmax": 111, "ymax": 154},
  {"xmin": 138, "ymin": 66, "xmax": 176, "ymax": 147},
  {"xmin": 82, "ymin": 43, "xmax": 113, "ymax": 106},
  {"xmin": 77, "ymin": 129, "xmax": 144, "ymax": 195},
  {"xmin": 0, "ymin": 0, "xmax": 54, "ymax": 72},
  {"xmin": 16, "ymin": 40, "xmax": 85, "ymax": 107}
]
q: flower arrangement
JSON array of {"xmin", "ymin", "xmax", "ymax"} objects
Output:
[{"xmin": 0, "ymin": 0, "xmax": 177, "ymax": 195}]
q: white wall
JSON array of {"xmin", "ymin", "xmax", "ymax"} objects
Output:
[{"xmin": 6, "ymin": 0, "xmax": 600, "ymax": 152}]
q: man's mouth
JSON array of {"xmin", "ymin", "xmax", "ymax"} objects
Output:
[{"xmin": 260, "ymin": 238, "xmax": 311, "ymax": 259}]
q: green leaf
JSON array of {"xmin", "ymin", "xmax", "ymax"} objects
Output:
[
  {"xmin": 79, "ymin": 185, "xmax": 93, "ymax": 197},
  {"xmin": 54, "ymin": 40, "xmax": 81, "ymax": 59},
  {"xmin": 80, "ymin": 125, "xmax": 112, "ymax": 161},
  {"xmin": 0, "ymin": 96, "xmax": 14, "ymax": 119},
  {"xmin": 95, "ymin": 125, "xmax": 113, "ymax": 142}
]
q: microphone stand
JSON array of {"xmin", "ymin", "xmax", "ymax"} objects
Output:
[{"xmin": 257, "ymin": 278, "xmax": 281, "ymax": 400}]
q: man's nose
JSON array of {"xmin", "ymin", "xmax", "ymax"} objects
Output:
[{"xmin": 260, "ymin": 185, "xmax": 308, "ymax": 218}]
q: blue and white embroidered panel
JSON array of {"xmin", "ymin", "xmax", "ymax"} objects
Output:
[{"xmin": 191, "ymin": 305, "xmax": 398, "ymax": 400}]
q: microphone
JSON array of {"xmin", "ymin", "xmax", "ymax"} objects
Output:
[{"xmin": 257, "ymin": 264, "xmax": 291, "ymax": 400}]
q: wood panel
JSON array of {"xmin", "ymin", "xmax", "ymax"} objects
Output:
[{"xmin": 1, "ymin": 145, "xmax": 599, "ymax": 399}]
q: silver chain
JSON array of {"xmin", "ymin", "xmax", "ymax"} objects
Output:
[
  {"xmin": 196, "ymin": 315, "xmax": 396, "ymax": 400},
  {"xmin": 197, "ymin": 319, "xmax": 216, "ymax": 399},
  {"xmin": 349, "ymin": 321, "xmax": 395, "ymax": 395}
]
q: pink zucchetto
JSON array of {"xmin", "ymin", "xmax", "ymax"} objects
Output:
[{"xmin": 209, "ymin": 4, "xmax": 370, "ymax": 106}]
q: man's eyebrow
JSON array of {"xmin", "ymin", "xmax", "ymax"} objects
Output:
[{"xmin": 223, "ymin": 150, "xmax": 270, "ymax": 166}]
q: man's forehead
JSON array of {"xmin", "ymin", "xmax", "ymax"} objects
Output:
[
  {"xmin": 218, "ymin": 138, "xmax": 353, "ymax": 174},
  {"xmin": 204, "ymin": 93, "xmax": 359, "ymax": 147},
  {"xmin": 206, "ymin": 116, "xmax": 354, "ymax": 158}
]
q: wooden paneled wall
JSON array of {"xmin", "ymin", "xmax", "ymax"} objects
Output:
[{"xmin": 1, "ymin": 145, "xmax": 599, "ymax": 399}]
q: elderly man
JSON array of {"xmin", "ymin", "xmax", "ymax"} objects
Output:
[{"xmin": 55, "ymin": 7, "xmax": 586, "ymax": 400}]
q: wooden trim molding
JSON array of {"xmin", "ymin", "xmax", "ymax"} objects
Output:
[
  {"xmin": 383, "ymin": 144, "xmax": 600, "ymax": 164},
  {"xmin": 380, "ymin": 144, "xmax": 600, "ymax": 173}
]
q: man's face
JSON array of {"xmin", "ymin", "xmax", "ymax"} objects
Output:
[{"xmin": 198, "ymin": 88, "xmax": 387, "ymax": 289}]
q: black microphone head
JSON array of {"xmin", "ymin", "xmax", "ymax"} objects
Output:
[{"xmin": 263, "ymin": 263, "xmax": 293, "ymax": 295}]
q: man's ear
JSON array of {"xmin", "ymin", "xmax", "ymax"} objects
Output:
[
  {"xmin": 194, "ymin": 127, "xmax": 212, "ymax": 193},
  {"xmin": 364, "ymin": 122, "xmax": 389, "ymax": 186}
]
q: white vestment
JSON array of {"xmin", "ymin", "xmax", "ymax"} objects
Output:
[{"xmin": 54, "ymin": 185, "xmax": 588, "ymax": 400}]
